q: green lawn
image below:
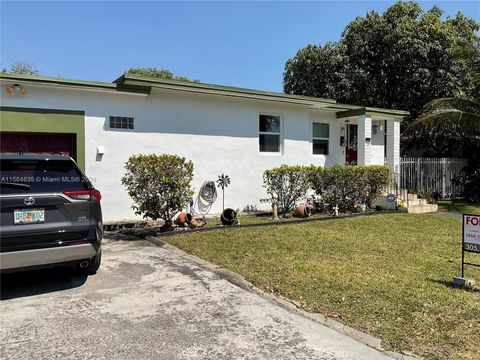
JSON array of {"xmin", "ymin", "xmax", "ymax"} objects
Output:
[
  {"xmin": 167, "ymin": 213, "xmax": 480, "ymax": 360},
  {"xmin": 437, "ymin": 201, "xmax": 480, "ymax": 215},
  {"xmin": 203, "ymin": 212, "xmax": 329, "ymax": 227}
]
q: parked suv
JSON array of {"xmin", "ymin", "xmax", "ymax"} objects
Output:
[{"xmin": 0, "ymin": 154, "xmax": 102, "ymax": 274}]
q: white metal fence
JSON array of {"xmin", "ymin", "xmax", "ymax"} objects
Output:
[{"xmin": 394, "ymin": 157, "xmax": 468, "ymax": 198}]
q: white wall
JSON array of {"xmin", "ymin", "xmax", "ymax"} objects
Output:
[
  {"xmin": 371, "ymin": 120, "xmax": 386, "ymax": 165},
  {"xmin": 309, "ymin": 110, "xmax": 344, "ymax": 166},
  {"xmin": 2, "ymin": 85, "xmax": 346, "ymax": 221}
]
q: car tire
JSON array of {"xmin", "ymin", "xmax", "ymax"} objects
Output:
[{"xmin": 82, "ymin": 251, "xmax": 101, "ymax": 275}]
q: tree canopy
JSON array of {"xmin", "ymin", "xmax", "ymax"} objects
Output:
[
  {"xmin": 126, "ymin": 67, "xmax": 198, "ymax": 82},
  {"xmin": 283, "ymin": 1, "xmax": 479, "ymax": 119},
  {"xmin": 4, "ymin": 60, "xmax": 40, "ymax": 75}
]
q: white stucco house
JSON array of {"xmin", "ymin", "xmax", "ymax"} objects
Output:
[{"xmin": 0, "ymin": 73, "xmax": 408, "ymax": 221}]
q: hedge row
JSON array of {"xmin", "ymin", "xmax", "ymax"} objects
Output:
[{"xmin": 264, "ymin": 165, "xmax": 391, "ymax": 215}]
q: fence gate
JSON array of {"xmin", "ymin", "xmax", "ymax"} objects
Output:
[{"xmin": 397, "ymin": 157, "xmax": 467, "ymax": 198}]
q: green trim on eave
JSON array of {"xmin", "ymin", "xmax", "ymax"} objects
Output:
[
  {"xmin": 0, "ymin": 107, "xmax": 85, "ymax": 170},
  {"xmin": 1, "ymin": 73, "xmax": 408, "ymax": 116},
  {"xmin": 0, "ymin": 73, "xmax": 150, "ymax": 95},
  {"xmin": 116, "ymin": 74, "xmax": 337, "ymax": 105},
  {"xmin": 336, "ymin": 107, "xmax": 409, "ymax": 119}
]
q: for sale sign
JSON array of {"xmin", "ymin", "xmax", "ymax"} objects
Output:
[{"xmin": 463, "ymin": 214, "xmax": 480, "ymax": 253}]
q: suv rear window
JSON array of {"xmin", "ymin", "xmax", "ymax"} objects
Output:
[{"xmin": 0, "ymin": 159, "xmax": 89, "ymax": 194}]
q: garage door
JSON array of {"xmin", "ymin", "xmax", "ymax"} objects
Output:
[
  {"xmin": 0, "ymin": 107, "xmax": 85, "ymax": 170},
  {"xmin": 0, "ymin": 132, "xmax": 77, "ymax": 160}
]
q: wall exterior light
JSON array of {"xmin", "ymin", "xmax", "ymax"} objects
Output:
[{"xmin": 4, "ymin": 84, "xmax": 28, "ymax": 96}]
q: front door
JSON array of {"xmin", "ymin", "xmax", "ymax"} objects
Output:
[{"xmin": 345, "ymin": 124, "xmax": 357, "ymax": 165}]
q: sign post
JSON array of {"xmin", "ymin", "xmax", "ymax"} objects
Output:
[{"xmin": 453, "ymin": 214, "xmax": 480, "ymax": 287}]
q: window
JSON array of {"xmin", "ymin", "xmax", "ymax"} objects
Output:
[
  {"xmin": 259, "ymin": 114, "xmax": 281, "ymax": 152},
  {"xmin": 109, "ymin": 116, "xmax": 134, "ymax": 130},
  {"xmin": 312, "ymin": 123, "xmax": 329, "ymax": 155}
]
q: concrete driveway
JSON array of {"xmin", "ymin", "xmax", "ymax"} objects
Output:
[{"xmin": 1, "ymin": 239, "xmax": 396, "ymax": 360}]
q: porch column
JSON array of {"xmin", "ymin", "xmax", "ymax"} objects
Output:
[
  {"xmin": 386, "ymin": 118, "xmax": 401, "ymax": 174},
  {"xmin": 357, "ymin": 115, "xmax": 372, "ymax": 165}
]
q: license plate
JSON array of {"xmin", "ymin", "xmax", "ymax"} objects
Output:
[{"xmin": 14, "ymin": 209, "xmax": 45, "ymax": 224}]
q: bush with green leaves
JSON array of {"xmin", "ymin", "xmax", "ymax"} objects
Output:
[
  {"xmin": 307, "ymin": 165, "xmax": 391, "ymax": 212},
  {"xmin": 263, "ymin": 165, "xmax": 310, "ymax": 216},
  {"xmin": 122, "ymin": 154, "xmax": 194, "ymax": 226},
  {"xmin": 363, "ymin": 166, "xmax": 392, "ymax": 207},
  {"xmin": 318, "ymin": 166, "xmax": 364, "ymax": 211},
  {"xmin": 453, "ymin": 168, "xmax": 480, "ymax": 203}
]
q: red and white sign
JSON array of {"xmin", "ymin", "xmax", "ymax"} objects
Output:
[{"xmin": 463, "ymin": 214, "xmax": 480, "ymax": 253}]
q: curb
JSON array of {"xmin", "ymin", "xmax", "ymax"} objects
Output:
[{"xmin": 145, "ymin": 236, "xmax": 423, "ymax": 360}]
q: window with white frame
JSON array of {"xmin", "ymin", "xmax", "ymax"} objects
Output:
[
  {"xmin": 312, "ymin": 123, "xmax": 329, "ymax": 155},
  {"xmin": 259, "ymin": 114, "xmax": 281, "ymax": 152},
  {"xmin": 109, "ymin": 116, "xmax": 134, "ymax": 130}
]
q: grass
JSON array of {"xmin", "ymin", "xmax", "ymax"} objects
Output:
[
  {"xmin": 202, "ymin": 212, "xmax": 330, "ymax": 228},
  {"xmin": 437, "ymin": 201, "xmax": 480, "ymax": 215},
  {"xmin": 166, "ymin": 213, "xmax": 480, "ymax": 360}
]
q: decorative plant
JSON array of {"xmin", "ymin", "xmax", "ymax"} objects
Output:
[
  {"xmin": 308, "ymin": 165, "xmax": 391, "ymax": 212},
  {"xmin": 121, "ymin": 154, "xmax": 194, "ymax": 230},
  {"xmin": 216, "ymin": 173, "xmax": 231, "ymax": 211},
  {"xmin": 363, "ymin": 166, "xmax": 392, "ymax": 208},
  {"xmin": 263, "ymin": 165, "xmax": 310, "ymax": 217}
]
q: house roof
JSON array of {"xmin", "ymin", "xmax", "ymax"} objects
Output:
[
  {"xmin": 0, "ymin": 72, "xmax": 409, "ymax": 118},
  {"xmin": 1, "ymin": 72, "xmax": 118, "ymax": 91},
  {"xmin": 336, "ymin": 106, "xmax": 410, "ymax": 119},
  {"xmin": 114, "ymin": 73, "xmax": 337, "ymax": 107}
]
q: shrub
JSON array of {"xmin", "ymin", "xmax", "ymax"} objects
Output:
[
  {"xmin": 453, "ymin": 168, "xmax": 480, "ymax": 203},
  {"xmin": 264, "ymin": 165, "xmax": 391, "ymax": 214},
  {"xmin": 363, "ymin": 166, "xmax": 392, "ymax": 207},
  {"xmin": 315, "ymin": 165, "xmax": 364, "ymax": 211},
  {"xmin": 122, "ymin": 154, "xmax": 194, "ymax": 226},
  {"xmin": 263, "ymin": 165, "xmax": 310, "ymax": 216},
  {"xmin": 309, "ymin": 165, "xmax": 390, "ymax": 212}
]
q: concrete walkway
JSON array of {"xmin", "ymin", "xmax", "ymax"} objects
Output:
[{"xmin": 1, "ymin": 240, "xmax": 397, "ymax": 360}]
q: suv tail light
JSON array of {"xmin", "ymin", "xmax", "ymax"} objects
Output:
[{"xmin": 63, "ymin": 189, "xmax": 102, "ymax": 202}]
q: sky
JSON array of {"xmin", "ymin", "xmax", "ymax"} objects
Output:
[{"xmin": 1, "ymin": 1, "xmax": 479, "ymax": 92}]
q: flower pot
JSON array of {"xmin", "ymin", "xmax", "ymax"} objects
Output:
[
  {"xmin": 175, "ymin": 212, "xmax": 193, "ymax": 227},
  {"xmin": 293, "ymin": 204, "xmax": 311, "ymax": 218},
  {"xmin": 220, "ymin": 208, "xmax": 237, "ymax": 225}
]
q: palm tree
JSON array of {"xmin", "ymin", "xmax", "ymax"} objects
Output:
[
  {"xmin": 403, "ymin": 97, "xmax": 480, "ymax": 202},
  {"xmin": 406, "ymin": 97, "xmax": 480, "ymax": 133},
  {"xmin": 403, "ymin": 97, "xmax": 480, "ymax": 157}
]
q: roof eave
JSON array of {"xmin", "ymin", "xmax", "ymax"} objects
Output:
[
  {"xmin": 0, "ymin": 73, "xmax": 150, "ymax": 95},
  {"xmin": 118, "ymin": 74, "xmax": 337, "ymax": 106},
  {"xmin": 336, "ymin": 106, "xmax": 409, "ymax": 119}
]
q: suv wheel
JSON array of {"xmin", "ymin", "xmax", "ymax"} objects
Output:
[{"xmin": 81, "ymin": 251, "xmax": 101, "ymax": 275}]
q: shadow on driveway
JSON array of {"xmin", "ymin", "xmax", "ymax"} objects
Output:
[{"xmin": 1, "ymin": 268, "xmax": 87, "ymax": 301}]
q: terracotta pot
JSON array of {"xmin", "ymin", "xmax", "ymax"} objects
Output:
[
  {"xmin": 220, "ymin": 208, "xmax": 237, "ymax": 226},
  {"xmin": 293, "ymin": 204, "xmax": 311, "ymax": 218},
  {"xmin": 187, "ymin": 218, "xmax": 205, "ymax": 229},
  {"xmin": 175, "ymin": 212, "xmax": 193, "ymax": 227}
]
